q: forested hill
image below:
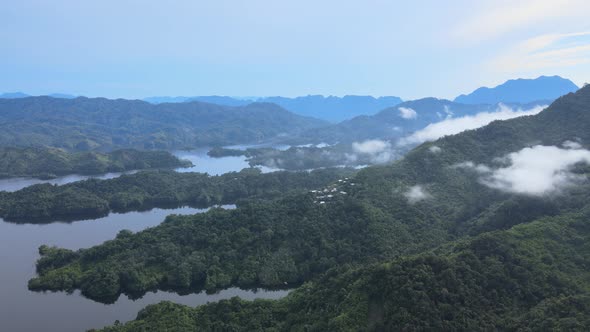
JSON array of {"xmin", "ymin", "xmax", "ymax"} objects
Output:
[
  {"xmin": 0, "ymin": 147, "xmax": 191, "ymax": 179},
  {"xmin": 33, "ymin": 86, "xmax": 590, "ymax": 329},
  {"xmin": 287, "ymin": 97, "xmax": 547, "ymax": 144},
  {"xmin": 0, "ymin": 97, "xmax": 326, "ymax": 151}
]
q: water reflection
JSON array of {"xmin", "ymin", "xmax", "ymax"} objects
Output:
[
  {"xmin": 0, "ymin": 205, "xmax": 288, "ymax": 332},
  {"xmin": 0, "ymin": 149, "xmax": 283, "ymax": 193}
]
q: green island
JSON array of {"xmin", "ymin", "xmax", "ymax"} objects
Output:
[
  {"xmin": 206, "ymin": 147, "xmax": 248, "ymax": 158},
  {"xmin": 208, "ymin": 145, "xmax": 388, "ymax": 170},
  {"xmin": 0, "ymin": 167, "xmax": 354, "ymax": 223},
  {"xmin": 28, "ymin": 87, "xmax": 590, "ymax": 330},
  {"xmin": 0, "ymin": 147, "xmax": 191, "ymax": 179}
]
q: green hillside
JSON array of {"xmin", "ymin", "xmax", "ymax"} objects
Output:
[
  {"xmin": 28, "ymin": 87, "xmax": 590, "ymax": 330},
  {"xmin": 0, "ymin": 147, "xmax": 190, "ymax": 179},
  {"xmin": 0, "ymin": 97, "xmax": 326, "ymax": 151}
]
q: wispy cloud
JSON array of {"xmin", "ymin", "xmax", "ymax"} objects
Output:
[
  {"xmin": 451, "ymin": 0, "xmax": 587, "ymax": 44},
  {"xmin": 398, "ymin": 107, "xmax": 418, "ymax": 119},
  {"xmin": 400, "ymin": 104, "xmax": 546, "ymax": 145},
  {"xmin": 490, "ymin": 31, "xmax": 590, "ymax": 72},
  {"xmin": 456, "ymin": 144, "xmax": 590, "ymax": 196},
  {"xmin": 404, "ymin": 185, "xmax": 430, "ymax": 204},
  {"xmin": 351, "ymin": 139, "xmax": 394, "ymax": 164}
]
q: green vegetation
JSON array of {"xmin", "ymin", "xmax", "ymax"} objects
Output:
[
  {"xmin": 209, "ymin": 145, "xmax": 386, "ymax": 170},
  {"xmin": 0, "ymin": 97, "xmax": 325, "ymax": 151},
  {"xmin": 0, "ymin": 168, "xmax": 354, "ymax": 223},
  {"xmin": 206, "ymin": 147, "xmax": 247, "ymax": 158},
  {"xmin": 0, "ymin": 147, "xmax": 191, "ymax": 179},
  {"xmin": 28, "ymin": 87, "xmax": 590, "ymax": 329},
  {"xmin": 96, "ymin": 209, "xmax": 590, "ymax": 331}
]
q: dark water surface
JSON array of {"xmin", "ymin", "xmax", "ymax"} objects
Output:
[{"xmin": 0, "ymin": 205, "xmax": 288, "ymax": 331}]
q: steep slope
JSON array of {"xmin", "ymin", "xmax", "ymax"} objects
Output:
[
  {"xmin": 455, "ymin": 75, "xmax": 578, "ymax": 104},
  {"xmin": 0, "ymin": 97, "xmax": 326, "ymax": 150}
]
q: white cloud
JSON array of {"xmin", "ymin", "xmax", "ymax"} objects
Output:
[
  {"xmin": 563, "ymin": 140, "xmax": 582, "ymax": 149},
  {"xmin": 404, "ymin": 185, "xmax": 430, "ymax": 203},
  {"xmin": 351, "ymin": 139, "xmax": 394, "ymax": 164},
  {"xmin": 456, "ymin": 145, "xmax": 590, "ymax": 196},
  {"xmin": 398, "ymin": 107, "xmax": 417, "ymax": 119},
  {"xmin": 490, "ymin": 31, "xmax": 590, "ymax": 73},
  {"xmin": 429, "ymin": 146, "xmax": 442, "ymax": 153},
  {"xmin": 451, "ymin": 0, "xmax": 587, "ymax": 43},
  {"xmin": 400, "ymin": 104, "xmax": 546, "ymax": 145},
  {"xmin": 352, "ymin": 139, "xmax": 390, "ymax": 154}
]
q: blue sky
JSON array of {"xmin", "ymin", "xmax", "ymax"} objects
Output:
[{"xmin": 1, "ymin": 0, "xmax": 590, "ymax": 100}]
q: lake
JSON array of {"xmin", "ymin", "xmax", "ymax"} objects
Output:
[
  {"xmin": 0, "ymin": 205, "xmax": 289, "ymax": 332},
  {"xmin": 0, "ymin": 148, "xmax": 281, "ymax": 192}
]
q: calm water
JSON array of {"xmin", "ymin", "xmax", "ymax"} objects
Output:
[
  {"xmin": 0, "ymin": 148, "xmax": 281, "ymax": 192},
  {"xmin": 0, "ymin": 205, "xmax": 289, "ymax": 332}
]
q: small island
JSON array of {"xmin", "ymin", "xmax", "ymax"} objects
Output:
[{"xmin": 0, "ymin": 147, "xmax": 192, "ymax": 179}]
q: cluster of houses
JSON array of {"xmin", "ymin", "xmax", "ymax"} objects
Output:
[{"xmin": 309, "ymin": 177, "xmax": 355, "ymax": 205}]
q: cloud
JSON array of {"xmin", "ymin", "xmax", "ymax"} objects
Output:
[
  {"xmin": 404, "ymin": 185, "xmax": 430, "ymax": 203},
  {"xmin": 489, "ymin": 31, "xmax": 590, "ymax": 73},
  {"xmin": 351, "ymin": 139, "xmax": 394, "ymax": 164},
  {"xmin": 352, "ymin": 139, "xmax": 390, "ymax": 154},
  {"xmin": 563, "ymin": 140, "xmax": 582, "ymax": 149},
  {"xmin": 451, "ymin": 0, "xmax": 588, "ymax": 43},
  {"xmin": 429, "ymin": 146, "xmax": 442, "ymax": 153},
  {"xmin": 398, "ymin": 107, "xmax": 417, "ymax": 119},
  {"xmin": 400, "ymin": 104, "xmax": 546, "ymax": 145},
  {"xmin": 456, "ymin": 145, "xmax": 590, "ymax": 196}
]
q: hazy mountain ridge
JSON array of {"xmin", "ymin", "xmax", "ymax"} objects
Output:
[
  {"xmin": 144, "ymin": 95, "xmax": 404, "ymax": 122},
  {"xmin": 0, "ymin": 96, "xmax": 326, "ymax": 151},
  {"xmin": 454, "ymin": 75, "xmax": 578, "ymax": 104},
  {"xmin": 288, "ymin": 97, "xmax": 549, "ymax": 145}
]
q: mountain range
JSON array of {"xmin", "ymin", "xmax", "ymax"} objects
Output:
[
  {"xmin": 33, "ymin": 83, "xmax": 590, "ymax": 331},
  {"xmin": 145, "ymin": 95, "xmax": 404, "ymax": 123},
  {"xmin": 454, "ymin": 75, "xmax": 578, "ymax": 104},
  {"xmin": 0, "ymin": 97, "xmax": 325, "ymax": 151},
  {"xmin": 286, "ymin": 98, "xmax": 548, "ymax": 145}
]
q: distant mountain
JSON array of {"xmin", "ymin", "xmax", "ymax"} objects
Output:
[
  {"xmin": 0, "ymin": 97, "xmax": 326, "ymax": 151},
  {"xmin": 259, "ymin": 95, "xmax": 403, "ymax": 122},
  {"xmin": 0, "ymin": 92, "xmax": 78, "ymax": 99},
  {"xmin": 455, "ymin": 75, "xmax": 578, "ymax": 104},
  {"xmin": 289, "ymin": 98, "xmax": 547, "ymax": 144},
  {"xmin": 47, "ymin": 93, "xmax": 77, "ymax": 99},
  {"xmin": 144, "ymin": 95, "xmax": 404, "ymax": 122},
  {"xmin": 0, "ymin": 92, "xmax": 30, "ymax": 99}
]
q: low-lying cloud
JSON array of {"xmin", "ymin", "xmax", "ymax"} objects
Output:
[
  {"xmin": 404, "ymin": 185, "xmax": 430, "ymax": 203},
  {"xmin": 398, "ymin": 107, "xmax": 418, "ymax": 119},
  {"xmin": 351, "ymin": 139, "xmax": 394, "ymax": 164},
  {"xmin": 456, "ymin": 144, "xmax": 590, "ymax": 196},
  {"xmin": 401, "ymin": 104, "xmax": 546, "ymax": 145}
]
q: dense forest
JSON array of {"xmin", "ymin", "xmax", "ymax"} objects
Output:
[
  {"xmin": 28, "ymin": 86, "xmax": 590, "ymax": 330},
  {"xmin": 0, "ymin": 147, "xmax": 191, "ymax": 179},
  {"xmin": 209, "ymin": 145, "xmax": 394, "ymax": 170},
  {"xmin": 95, "ymin": 208, "xmax": 590, "ymax": 331},
  {"xmin": 0, "ymin": 167, "xmax": 354, "ymax": 223},
  {"xmin": 0, "ymin": 97, "xmax": 325, "ymax": 151}
]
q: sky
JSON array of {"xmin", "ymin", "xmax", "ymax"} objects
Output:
[{"xmin": 1, "ymin": 0, "xmax": 590, "ymax": 100}]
